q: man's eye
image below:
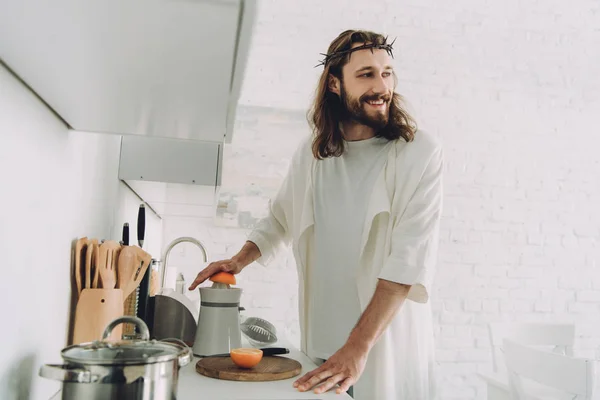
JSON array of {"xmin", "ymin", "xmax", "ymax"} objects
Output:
[
  {"xmin": 359, "ymin": 73, "xmax": 372, "ymax": 78},
  {"xmin": 383, "ymin": 72, "xmax": 391, "ymax": 77}
]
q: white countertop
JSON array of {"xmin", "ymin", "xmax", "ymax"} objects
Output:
[
  {"xmin": 47, "ymin": 338, "xmax": 352, "ymax": 400},
  {"xmin": 178, "ymin": 341, "xmax": 353, "ymax": 400}
]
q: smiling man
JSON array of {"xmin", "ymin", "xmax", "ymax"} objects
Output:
[{"xmin": 189, "ymin": 30, "xmax": 443, "ymax": 399}]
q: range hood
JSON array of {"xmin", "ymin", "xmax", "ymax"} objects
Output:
[{"xmin": 0, "ymin": 0, "xmax": 256, "ymax": 144}]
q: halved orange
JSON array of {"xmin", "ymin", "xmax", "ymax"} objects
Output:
[
  {"xmin": 230, "ymin": 348, "xmax": 263, "ymax": 368},
  {"xmin": 209, "ymin": 271, "xmax": 236, "ymax": 285}
]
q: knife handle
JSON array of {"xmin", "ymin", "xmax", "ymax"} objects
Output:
[
  {"xmin": 261, "ymin": 347, "xmax": 290, "ymax": 356},
  {"xmin": 137, "ymin": 204, "xmax": 145, "ymax": 247},
  {"xmin": 122, "ymin": 223, "xmax": 129, "ymax": 246}
]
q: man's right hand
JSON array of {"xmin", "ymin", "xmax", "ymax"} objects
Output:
[
  {"xmin": 188, "ymin": 241, "xmax": 261, "ymax": 291},
  {"xmin": 188, "ymin": 258, "xmax": 244, "ymax": 290}
]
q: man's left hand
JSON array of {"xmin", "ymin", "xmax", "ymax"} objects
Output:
[{"xmin": 293, "ymin": 342, "xmax": 368, "ymax": 394}]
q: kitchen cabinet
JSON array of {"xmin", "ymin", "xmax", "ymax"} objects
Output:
[
  {"xmin": 0, "ymin": 0, "xmax": 256, "ymax": 144},
  {"xmin": 1, "ymin": 0, "xmax": 258, "ymax": 204},
  {"xmin": 118, "ymin": 135, "xmax": 224, "ymax": 217}
]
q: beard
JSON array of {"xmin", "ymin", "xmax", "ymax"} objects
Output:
[{"xmin": 339, "ymin": 83, "xmax": 391, "ymax": 130}]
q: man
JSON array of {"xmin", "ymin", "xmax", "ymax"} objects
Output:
[{"xmin": 189, "ymin": 29, "xmax": 443, "ymax": 399}]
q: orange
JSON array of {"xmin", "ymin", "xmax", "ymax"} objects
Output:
[
  {"xmin": 230, "ymin": 348, "xmax": 263, "ymax": 368},
  {"xmin": 209, "ymin": 271, "xmax": 236, "ymax": 285}
]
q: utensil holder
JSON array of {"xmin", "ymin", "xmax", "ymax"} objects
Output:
[{"xmin": 72, "ymin": 288, "xmax": 124, "ymax": 344}]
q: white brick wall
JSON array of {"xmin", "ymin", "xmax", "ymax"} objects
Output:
[{"xmin": 165, "ymin": 1, "xmax": 600, "ymax": 398}]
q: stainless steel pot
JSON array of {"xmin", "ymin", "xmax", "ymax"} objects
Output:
[{"xmin": 40, "ymin": 316, "xmax": 192, "ymax": 400}]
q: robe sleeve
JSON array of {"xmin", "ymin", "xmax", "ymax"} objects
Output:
[
  {"xmin": 246, "ymin": 138, "xmax": 309, "ymax": 266},
  {"xmin": 246, "ymin": 171, "xmax": 293, "ymax": 266},
  {"xmin": 377, "ymin": 144, "xmax": 444, "ymax": 303}
]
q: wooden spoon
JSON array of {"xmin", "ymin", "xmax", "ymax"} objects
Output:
[{"xmin": 74, "ymin": 237, "xmax": 88, "ymax": 296}]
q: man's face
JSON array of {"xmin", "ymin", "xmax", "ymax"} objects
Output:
[{"xmin": 335, "ymin": 44, "xmax": 395, "ymax": 130}]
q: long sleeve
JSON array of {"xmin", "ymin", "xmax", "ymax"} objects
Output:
[
  {"xmin": 247, "ymin": 137, "xmax": 311, "ymax": 266},
  {"xmin": 377, "ymin": 144, "xmax": 444, "ymax": 303},
  {"xmin": 247, "ymin": 169, "xmax": 294, "ymax": 266}
]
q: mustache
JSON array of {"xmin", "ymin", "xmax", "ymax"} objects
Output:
[{"xmin": 360, "ymin": 93, "xmax": 391, "ymax": 103}]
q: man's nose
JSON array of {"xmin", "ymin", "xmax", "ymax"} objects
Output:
[{"xmin": 372, "ymin": 75, "xmax": 390, "ymax": 96}]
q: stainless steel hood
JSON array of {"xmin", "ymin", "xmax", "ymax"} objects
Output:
[{"xmin": 0, "ymin": 0, "xmax": 256, "ymax": 143}]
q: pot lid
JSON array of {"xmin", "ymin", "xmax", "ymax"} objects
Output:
[
  {"xmin": 61, "ymin": 339, "xmax": 185, "ymax": 365},
  {"xmin": 61, "ymin": 316, "xmax": 190, "ymax": 366}
]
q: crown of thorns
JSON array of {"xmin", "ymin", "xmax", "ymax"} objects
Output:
[{"xmin": 315, "ymin": 36, "xmax": 396, "ymax": 68}]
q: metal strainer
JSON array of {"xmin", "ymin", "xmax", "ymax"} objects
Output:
[{"xmin": 240, "ymin": 317, "xmax": 278, "ymax": 347}]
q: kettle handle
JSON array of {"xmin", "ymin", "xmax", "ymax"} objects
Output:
[
  {"xmin": 102, "ymin": 316, "xmax": 150, "ymax": 341},
  {"xmin": 39, "ymin": 364, "xmax": 95, "ymax": 383}
]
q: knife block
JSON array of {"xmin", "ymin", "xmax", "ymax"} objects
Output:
[{"xmin": 72, "ymin": 289, "xmax": 124, "ymax": 344}]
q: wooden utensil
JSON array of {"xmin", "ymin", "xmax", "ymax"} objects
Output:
[
  {"xmin": 89, "ymin": 239, "xmax": 99, "ymax": 288},
  {"xmin": 74, "ymin": 237, "xmax": 88, "ymax": 295},
  {"xmin": 117, "ymin": 246, "xmax": 137, "ymax": 296},
  {"xmin": 118, "ymin": 246, "xmax": 152, "ymax": 299},
  {"xmin": 72, "ymin": 288, "xmax": 124, "ymax": 344},
  {"xmin": 195, "ymin": 356, "xmax": 302, "ymax": 382},
  {"xmin": 98, "ymin": 241, "xmax": 120, "ymax": 289},
  {"xmin": 133, "ymin": 246, "xmax": 152, "ymax": 284},
  {"xmin": 84, "ymin": 238, "xmax": 98, "ymax": 289}
]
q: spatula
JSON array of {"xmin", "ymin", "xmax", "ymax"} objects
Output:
[
  {"xmin": 89, "ymin": 239, "xmax": 99, "ymax": 288},
  {"xmin": 74, "ymin": 237, "xmax": 88, "ymax": 296},
  {"xmin": 118, "ymin": 246, "xmax": 152, "ymax": 299},
  {"xmin": 84, "ymin": 238, "xmax": 98, "ymax": 289}
]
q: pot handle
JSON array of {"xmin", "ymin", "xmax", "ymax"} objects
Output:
[
  {"xmin": 102, "ymin": 316, "xmax": 150, "ymax": 341},
  {"xmin": 39, "ymin": 364, "xmax": 94, "ymax": 383},
  {"xmin": 160, "ymin": 338, "xmax": 193, "ymax": 367}
]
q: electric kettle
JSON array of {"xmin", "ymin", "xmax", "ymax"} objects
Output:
[{"xmin": 192, "ymin": 282, "xmax": 242, "ymax": 357}]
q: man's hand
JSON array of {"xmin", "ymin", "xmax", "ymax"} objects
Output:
[
  {"xmin": 293, "ymin": 342, "xmax": 368, "ymax": 394},
  {"xmin": 188, "ymin": 241, "xmax": 261, "ymax": 290},
  {"xmin": 188, "ymin": 258, "xmax": 245, "ymax": 290},
  {"xmin": 293, "ymin": 279, "xmax": 410, "ymax": 394}
]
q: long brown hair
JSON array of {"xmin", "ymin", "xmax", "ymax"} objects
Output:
[{"xmin": 308, "ymin": 30, "xmax": 417, "ymax": 159}]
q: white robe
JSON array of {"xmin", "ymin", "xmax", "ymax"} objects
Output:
[{"xmin": 247, "ymin": 130, "xmax": 444, "ymax": 400}]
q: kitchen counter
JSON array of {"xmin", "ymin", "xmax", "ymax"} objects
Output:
[
  {"xmin": 48, "ymin": 338, "xmax": 352, "ymax": 400},
  {"xmin": 178, "ymin": 342, "xmax": 353, "ymax": 400}
]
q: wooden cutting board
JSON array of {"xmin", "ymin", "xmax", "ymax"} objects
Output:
[{"xmin": 196, "ymin": 356, "xmax": 302, "ymax": 382}]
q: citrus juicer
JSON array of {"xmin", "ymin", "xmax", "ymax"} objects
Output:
[{"xmin": 192, "ymin": 280, "xmax": 242, "ymax": 357}]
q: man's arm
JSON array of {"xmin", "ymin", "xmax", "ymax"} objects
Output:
[
  {"xmin": 346, "ymin": 279, "xmax": 410, "ymax": 352},
  {"xmin": 188, "ymin": 241, "xmax": 261, "ymax": 290},
  {"xmin": 231, "ymin": 240, "xmax": 262, "ymax": 267},
  {"xmin": 294, "ymin": 279, "xmax": 410, "ymax": 394}
]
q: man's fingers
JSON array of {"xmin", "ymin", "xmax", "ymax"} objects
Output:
[
  {"xmin": 188, "ymin": 263, "xmax": 220, "ymax": 290},
  {"xmin": 298, "ymin": 369, "xmax": 335, "ymax": 392},
  {"xmin": 336, "ymin": 377, "xmax": 354, "ymax": 394},
  {"xmin": 314, "ymin": 373, "xmax": 345, "ymax": 394},
  {"xmin": 293, "ymin": 367, "xmax": 320, "ymax": 388}
]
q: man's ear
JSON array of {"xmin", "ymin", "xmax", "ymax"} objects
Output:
[{"xmin": 328, "ymin": 74, "xmax": 341, "ymax": 96}]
